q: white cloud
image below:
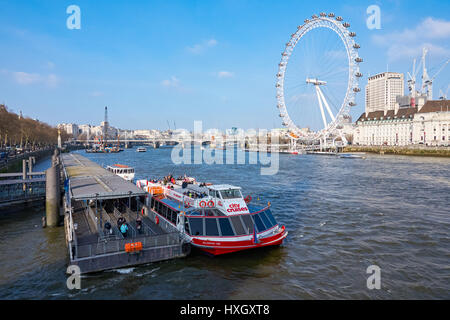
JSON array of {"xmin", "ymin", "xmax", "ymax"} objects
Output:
[
  {"xmin": 217, "ymin": 71, "xmax": 234, "ymax": 78},
  {"xmin": 13, "ymin": 72, "xmax": 41, "ymax": 85},
  {"xmin": 90, "ymin": 91, "xmax": 104, "ymax": 97},
  {"xmin": 46, "ymin": 74, "xmax": 60, "ymax": 87},
  {"xmin": 10, "ymin": 71, "xmax": 60, "ymax": 87},
  {"xmin": 372, "ymin": 17, "xmax": 450, "ymax": 61},
  {"xmin": 161, "ymin": 76, "xmax": 180, "ymax": 88},
  {"xmin": 186, "ymin": 38, "xmax": 218, "ymax": 54}
]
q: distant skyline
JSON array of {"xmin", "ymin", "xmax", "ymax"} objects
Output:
[{"xmin": 0, "ymin": 0, "xmax": 449, "ymax": 131}]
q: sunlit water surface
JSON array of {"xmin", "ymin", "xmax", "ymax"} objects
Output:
[{"xmin": 0, "ymin": 148, "xmax": 448, "ymax": 299}]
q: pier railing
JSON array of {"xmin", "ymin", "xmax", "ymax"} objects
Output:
[
  {"xmin": 0, "ymin": 177, "xmax": 46, "ymax": 205},
  {"xmin": 75, "ymin": 232, "xmax": 181, "ymax": 259}
]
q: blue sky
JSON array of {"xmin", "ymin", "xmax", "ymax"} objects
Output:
[{"xmin": 0, "ymin": 0, "xmax": 449, "ymax": 131}]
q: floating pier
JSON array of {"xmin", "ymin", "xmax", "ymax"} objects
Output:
[{"xmin": 61, "ymin": 153, "xmax": 190, "ymax": 274}]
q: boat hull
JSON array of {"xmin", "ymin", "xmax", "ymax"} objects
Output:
[{"xmin": 191, "ymin": 226, "xmax": 288, "ymax": 256}]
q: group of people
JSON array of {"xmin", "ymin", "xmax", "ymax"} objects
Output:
[
  {"xmin": 183, "ymin": 191, "xmax": 208, "ymax": 199},
  {"xmin": 103, "ymin": 214, "xmax": 144, "ymax": 238},
  {"xmin": 162, "ymin": 174, "xmax": 176, "ymax": 185}
]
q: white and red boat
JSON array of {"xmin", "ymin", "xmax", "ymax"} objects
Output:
[{"xmin": 136, "ymin": 176, "xmax": 288, "ymax": 255}]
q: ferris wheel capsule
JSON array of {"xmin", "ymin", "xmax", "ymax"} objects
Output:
[
  {"xmin": 349, "ymin": 32, "xmax": 356, "ymax": 37},
  {"xmin": 336, "ymin": 16, "xmax": 343, "ymax": 21},
  {"xmin": 320, "ymin": 12, "xmax": 327, "ymax": 17},
  {"xmin": 353, "ymin": 43, "xmax": 360, "ymax": 49},
  {"xmin": 328, "ymin": 13, "xmax": 335, "ymax": 17},
  {"xmin": 355, "ymin": 57, "xmax": 363, "ymax": 63},
  {"xmin": 355, "ymin": 72, "xmax": 363, "ymax": 78},
  {"xmin": 343, "ymin": 22, "xmax": 350, "ymax": 28}
]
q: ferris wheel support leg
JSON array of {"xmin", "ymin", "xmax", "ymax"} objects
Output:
[
  {"xmin": 317, "ymin": 86, "xmax": 336, "ymax": 122},
  {"xmin": 315, "ymin": 86, "xmax": 328, "ymax": 130}
]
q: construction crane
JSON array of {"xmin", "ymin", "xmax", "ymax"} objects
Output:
[
  {"xmin": 420, "ymin": 48, "xmax": 449, "ymax": 100},
  {"xmin": 425, "ymin": 59, "xmax": 449, "ymax": 100},
  {"xmin": 407, "ymin": 58, "xmax": 421, "ymax": 100},
  {"xmin": 439, "ymin": 85, "xmax": 449, "ymax": 100}
]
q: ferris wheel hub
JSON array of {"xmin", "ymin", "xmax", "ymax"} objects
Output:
[{"xmin": 306, "ymin": 78, "xmax": 327, "ymax": 86}]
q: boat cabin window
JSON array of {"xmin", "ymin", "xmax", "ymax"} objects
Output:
[
  {"xmin": 205, "ymin": 218, "xmax": 219, "ymax": 236},
  {"xmin": 230, "ymin": 216, "xmax": 246, "ymax": 235},
  {"xmin": 188, "ymin": 217, "xmax": 204, "ymax": 236},
  {"xmin": 249, "ymin": 210, "xmax": 278, "ymax": 232},
  {"xmin": 241, "ymin": 215, "xmax": 254, "ymax": 233},
  {"xmin": 264, "ymin": 209, "xmax": 277, "ymax": 226},
  {"xmin": 259, "ymin": 210, "xmax": 275, "ymax": 229},
  {"xmin": 209, "ymin": 190, "xmax": 221, "ymax": 199},
  {"xmin": 220, "ymin": 189, "xmax": 242, "ymax": 199},
  {"xmin": 218, "ymin": 218, "xmax": 234, "ymax": 236},
  {"xmin": 252, "ymin": 213, "xmax": 266, "ymax": 232}
]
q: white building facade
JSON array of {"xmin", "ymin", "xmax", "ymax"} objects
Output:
[
  {"xmin": 354, "ymin": 100, "xmax": 450, "ymax": 146},
  {"xmin": 57, "ymin": 123, "xmax": 79, "ymax": 139}
]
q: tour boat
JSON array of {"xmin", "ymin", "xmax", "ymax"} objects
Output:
[
  {"xmin": 106, "ymin": 164, "xmax": 135, "ymax": 181},
  {"xmin": 136, "ymin": 176, "xmax": 288, "ymax": 255},
  {"xmin": 136, "ymin": 147, "xmax": 147, "ymax": 152}
]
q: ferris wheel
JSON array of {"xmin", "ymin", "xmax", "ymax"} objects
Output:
[{"xmin": 276, "ymin": 12, "xmax": 363, "ymax": 142}]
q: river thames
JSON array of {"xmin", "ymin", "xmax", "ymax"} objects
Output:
[{"xmin": 0, "ymin": 147, "xmax": 449, "ymax": 299}]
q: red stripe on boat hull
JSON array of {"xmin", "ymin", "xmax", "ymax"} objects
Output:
[{"xmin": 191, "ymin": 226, "xmax": 288, "ymax": 256}]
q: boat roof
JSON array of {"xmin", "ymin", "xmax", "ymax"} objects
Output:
[
  {"xmin": 185, "ymin": 184, "xmax": 209, "ymax": 193},
  {"xmin": 61, "ymin": 154, "xmax": 145, "ymax": 201},
  {"xmin": 207, "ymin": 184, "xmax": 241, "ymax": 191},
  {"xmin": 108, "ymin": 164, "xmax": 131, "ymax": 168},
  {"xmin": 159, "ymin": 198, "xmax": 182, "ymax": 210}
]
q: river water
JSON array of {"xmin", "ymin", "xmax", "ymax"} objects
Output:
[{"xmin": 0, "ymin": 147, "xmax": 449, "ymax": 299}]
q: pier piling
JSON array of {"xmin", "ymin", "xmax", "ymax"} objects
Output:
[{"xmin": 45, "ymin": 165, "xmax": 60, "ymax": 227}]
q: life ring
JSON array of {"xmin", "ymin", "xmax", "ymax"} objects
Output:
[
  {"xmin": 141, "ymin": 208, "xmax": 145, "ymax": 215},
  {"xmin": 207, "ymin": 200, "xmax": 215, "ymax": 208},
  {"xmin": 199, "ymin": 201, "xmax": 206, "ymax": 208},
  {"xmin": 155, "ymin": 216, "xmax": 159, "ymax": 225}
]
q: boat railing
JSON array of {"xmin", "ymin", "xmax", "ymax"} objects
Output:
[
  {"xmin": 125, "ymin": 206, "xmax": 156, "ymax": 236},
  {"xmin": 112, "ymin": 207, "xmax": 137, "ymax": 238},
  {"xmin": 99, "ymin": 208, "xmax": 124, "ymax": 241},
  {"xmin": 74, "ymin": 232, "xmax": 181, "ymax": 259}
]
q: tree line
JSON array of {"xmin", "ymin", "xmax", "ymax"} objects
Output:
[{"xmin": 0, "ymin": 104, "xmax": 70, "ymax": 149}]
